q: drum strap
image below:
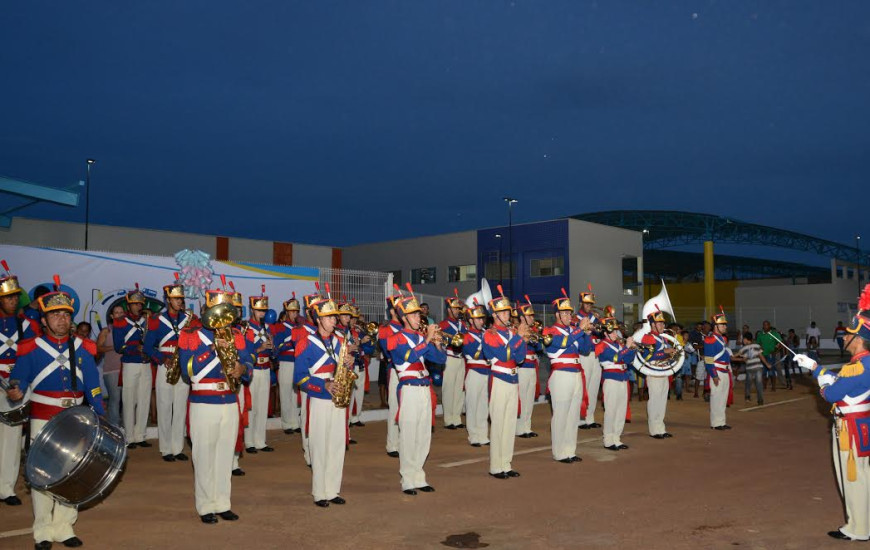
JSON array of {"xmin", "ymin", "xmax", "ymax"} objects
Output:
[{"xmin": 69, "ymin": 340, "xmax": 77, "ymax": 392}]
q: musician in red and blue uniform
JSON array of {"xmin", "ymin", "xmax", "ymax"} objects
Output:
[
  {"xmin": 705, "ymin": 310, "xmax": 733, "ymax": 430},
  {"xmin": 293, "ymin": 292, "xmax": 322, "ymax": 467},
  {"xmin": 543, "ymin": 292, "xmax": 592, "ymax": 463},
  {"xmin": 577, "ymin": 287, "xmax": 603, "ymax": 429},
  {"xmin": 243, "ymin": 286, "xmax": 274, "ymax": 454},
  {"xmin": 439, "ymin": 291, "xmax": 466, "ymax": 430},
  {"xmin": 640, "ymin": 310, "xmax": 676, "ymax": 439},
  {"xmin": 177, "ymin": 288, "xmax": 251, "ymax": 525},
  {"xmin": 144, "ymin": 279, "xmax": 194, "ymax": 462},
  {"xmin": 271, "ymin": 293, "xmax": 301, "ymax": 435},
  {"xmin": 596, "ymin": 312, "xmax": 636, "ymax": 451},
  {"xmin": 294, "ymin": 295, "xmax": 351, "ymax": 507},
  {"xmin": 516, "ymin": 296, "xmax": 542, "ymax": 439},
  {"xmin": 347, "ymin": 303, "xmax": 373, "ymax": 428},
  {"xmin": 0, "ymin": 266, "xmax": 37, "ymax": 506},
  {"xmin": 378, "ymin": 293, "xmax": 403, "ymax": 458},
  {"xmin": 7, "ymin": 280, "xmax": 104, "ymax": 549},
  {"xmin": 796, "ymin": 284, "xmax": 870, "ymax": 541},
  {"xmin": 463, "ymin": 301, "xmax": 490, "ymax": 447},
  {"xmin": 482, "ymin": 287, "xmax": 530, "ymax": 479},
  {"xmin": 385, "ymin": 288, "xmax": 445, "ymax": 494},
  {"xmin": 112, "ymin": 284, "xmax": 153, "ymax": 448}
]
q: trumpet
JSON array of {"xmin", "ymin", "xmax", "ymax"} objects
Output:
[
  {"xmin": 364, "ymin": 321, "xmax": 379, "ymax": 339},
  {"xmin": 527, "ymin": 331, "xmax": 552, "ymax": 347},
  {"xmin": 419, "ymin": 317, "xmax": 463, "ymax": 348}
]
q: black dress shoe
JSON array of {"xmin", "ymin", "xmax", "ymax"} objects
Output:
[
  {"xmin": 662, "ymin": 432, "xmax": 673, "ymax": 438},
  {"xmin": 506, "ymin": 470, "xmax": 520, "ymax": 477},
  {"xmin": 490, "ymin": 472, "xmax": 509, "ymax": 479},
  {"xmin": 259, "ymin": 446, "xmax": 274, "ymax": 452},
  {"xmin": 218, "ymin": 510, "xmax": 239, "ymax": 521},
  {"xmin": 231, "ymin": 468, "xmax": 246, "ymax": 476},
  {"xmin": 35, "ymin": 542, "xmax": 52, "ymax": 550},
  {"xmin": 348, "ymin": 439, "xmax": 357, "ymax": 445},
  {"xmin": 570, "ymin": 456, "xmax": 582, "ymax": 462},
  {"xmin": 126, "ymin": 443, "xmax": 137, "ymax": 449},
  {"xmin": 355, "ymin": 421, "xmax": 365, "ymax": 427},
  {"xmin": 444, "ymin": 424, "xmax": 457, "ymax": 430},
  {"xmin": 827, "ymin": 530, "xmax": 856, "ymax": 540},
  {"xmin": 386, "ymin": 451, "xmax": 399, "ymax": 458},
  {"xmin": 418, "ymin": 485, "xmax": 435, "ymax": 493},
  {"xmin": 314, "ymin": 500, "xmax": 330, "ymax": 507},
  {"xmin": 517, "ymin": 433, "xmax": 532, "ymax": 439},
  {"xmin": 650, "ymin": 434, "xmax": 666, "ymax": 439},
  {"xmin": 329, "ymin": 496, "xmax": 346, "ymax": 505},
  {"xmin": 283, "ymin": 429, "xmax": 294, "ymax": 434},
  {"xmin": 62, "ymin": 538, "xmax": 83, "ymax": 549},
  {"xmin": 605, "ymin": 445, "xmax": 620, "ymax": 451},
  {"xmin": 455, "ymin": 423, "xmax": 466, "ymax": 429},
  {"xmin": 174, "ymin": 453, "xmax": 189, "ymax": 461},
  {"xmin": 617, "ymin": 444, "xmax": 629, "ymax": 450},
  {"xmin": 3, "ymin": 495, "xmax": 22, "ymax": 505},
  {"xmin": 403, "ymin": 489, "xmax": 418, "ymax": 495},
  {"xmin": 528, "ymin": 431, "xmax": 539, "ymax": 437},
  {"xmin": 138, "ymin": 441, "xmax": 152, "ymax": 448},
  {"xmin": 246, "ymin": 447, "xmax": 258, "ymax": 454},
  {"xmin": 588, "ymin": 422, "xmax": 602, "ymax": 428},
  {"xmin": 713, "ymin": 426, "xmax": 728, "ymax": 431},
  {"xmin": 162, "ymin": 454, "xmax": 176, "ymax": 462},
  {"xmin": 558, "ymin": 458, "xmax": 573, "ymax": 464},
  {"xmin": 471, "ymin": 443, "xmax": 482, "ymax": 447},
  {"xmin": 578, "ymin": 424, "xmax": 592, "ymax": 430},
  {"xmin": 200, "ymin": 513, "xmax": 218, "ymax": 524},
  {"xmin": 723, "ymin": 425, "xmax": 732, "ymax": 430},
  {"xmin": 294, "ymin": 428, "xmax": 303, "ymax": 434}
]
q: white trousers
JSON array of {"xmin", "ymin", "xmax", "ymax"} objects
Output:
[
  {"xmin": 156, "ymin": 364, "xmax": 189, "ymax": 456},
  {"xmin": 350, "ymin": 365, "xmax": 365, "ymax": 424},
  {"xmin": 580, "ymin": 354, "xmax": 601, "ymax": 426},
  {"xmin": 465, "ymin": 370, "xmax": 490, "ymax": 445},
  {"xmin": 442, "ymin": 355, "xmax": 465, "ymax": 426},
  {"xmin": 516, "ymin": 367, "xmax": 536, "ymax": 435},
  {"xmin": 190, "ymin": 402, "xmax": 238, "ymax": 516},
  {"xmin": 646, "ymin": 376, "xmax": 669, "ymax": 436},
  {"xmin": 278, "ymin": 361, "xmax": 301, "ymax": 430},
  {"xmin": 549, "ymin": 370, "xmax": 582, "ymax": 460},
  {"xmin": 833, "ymin": 425, "xmax": 870, "ymax": 540},
  {"xmin": 30, "ymin": 419, "xmax": 77, "ymax": 543},
  {"xmin": 710, "ymin": 370, "xmax": 731, "ymax": 428},
  {"xmin": 386, "ymin": 370, "xmax": 399, "ymax": 453},
  {"xmin": 121, "ymin": 362, "xmax": 152, "ymax": 443},
  {"xmin": 244, "ymin": 369, "xmax": 270, "ymax": 449},
  {"xmin": 398, "ymin": 385, "xmax": 432, "ymax": 490},
  {"xmin": 0, "ymin": 421, "xmax": 22, "ymax": 499},
  {"xmin": 603, "ymin": 379, "xmax": 628, "ymax": 447},
  {"xmin": 489, "ymin": 378, "xmax": 518, "ymax": 474},
  {"xmin": 301, "ymin": 392, "xmax": 310, "ymax": 465},
  {"xmin": 308, "ymin": 397, "xmax": 346, "ymax": 501}
]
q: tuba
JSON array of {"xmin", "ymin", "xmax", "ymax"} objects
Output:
[
  {"xmin": 331, "ymin": 330, "xmax": 358, "ymax": 408},
  {"xmin": 166, "ymin": 309, "xmax": 196, "ymax": 385},
  {"xmin": 464, "ymin": 278, "xmax": 493, "ymax": 311},
  {"xmin": 631, "ymin": 281, "xmax": 684, "ymax": 377},
  {"xmin": 201, "ymin": 302, "xmax": 242, "ymax": 393}
]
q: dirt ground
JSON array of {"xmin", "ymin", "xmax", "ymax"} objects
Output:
[{"xmin": 0, "ymin": 368, "xmax": 855, "ymax": 550}]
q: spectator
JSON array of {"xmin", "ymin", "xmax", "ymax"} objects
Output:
[
  {"xmin": 756, "ymin": 320, "xmax": 785, "ymax": 391},
  {"xmin": 97, "ymin": 305, "xmax": 125, "ymax": 426},
  {"xmin": 784, "ymin": 329, "xmax": 801, "ymax": 379},
  {"xmin": 676, "ymin": 328, "xmax": 692, "ymax": 400},
  {"xmin": 834, "ymin": 321, "xmax": 847, "ymax": 358},
  {"xmin": 734, "ymin": 332, "xmax": 769, "ymax": 406},
  {"xmin": 807, "ymin": 335, "xmax": 820, "ymax": 363},
  {"xmin": 420, "ymin": 303, "xmax": 436, "ymax": 325},
  {"xmin": 806, "ymin": 321, "xmax": 822, "ymax": 350}
]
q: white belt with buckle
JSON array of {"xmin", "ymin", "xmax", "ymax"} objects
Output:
[
  {"xmin": 31, "ymin": 394, "xmax": 83, "ymax": 408},
  {"xmin": 193, "ymin": 382, "xmax": 229, "ymax": 391},
  {"xmin": 256, "ymin": 357, "xmax": 271, "ymax": 365},
  {"xmin": 492, "ymin": 365, "xmax": 517, "ymax": 375}
]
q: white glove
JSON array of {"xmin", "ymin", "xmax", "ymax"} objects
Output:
[
  {"xmin": 793, "ymin": 354, "xmax": 817, "ymax": 371},
  {"xmin": 817, "ymin": 373, "xmax": 837, "ymax": 388}
]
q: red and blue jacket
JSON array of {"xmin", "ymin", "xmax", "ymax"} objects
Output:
[
  {"xmin": 595, "ymin": 338, "xmax": 637, "ymax": 382},
  {"xmin": 482, "ymin": 325, "xmax": 527, "ymax": 384},
  {"xmin": 294, "ymin": 331, "xmax": 344, "ymax": 400},
  {"xmin": 244, "ymin": 319, "xmax": 274, "ymax": 370},
  {"xmin": 704, "ymin": 333, "xmax": 732, "ymax": 379},
  {"xmin": 11, "ymin": 334, "xmax": 104, "ymax": 419},
  {"xmin": 177, "ymin": 327, "xmax": 255, "ymax": 405},
  {"xmin": 0, "ymin": 311, "xmax": 38, "ymax": 380},
  {"xmin": 544, "ymin": 323, "xmax": 592, "ymax": 373},
  {"xmin": 814, "ymin": 352, "xmax": 870, "ymax": 457},
  {"xmin": 112, "ymin": 313, "xmax": 149, "ymax": 364},
  {"xmin": 463, "ymin": 327, "xmax": 489, "ymax": 375},
  {"xmin": 438, "ymin": 317, "xmax": 466, "ymax": 358},
  {"xmin": 378, "ymin": 320, "xmax": 403, "ymax": 371},
  {"xmin": 271, "ymin": 319, "xmax": 299, "ymax": 363},
  {"xmin": 640, "ymin": 331, "xmax": 670, "ymax": 363},
  {"xmin": 386, "ymin": 328, "xmax": 446, "ymax": 388},
  {"xmin": 144, "ymin": 310, "xmax": 196, "ymax": 365},
  {"xmin": 575, "ymin": 310, "xmax": 601, "ymax": 347}
]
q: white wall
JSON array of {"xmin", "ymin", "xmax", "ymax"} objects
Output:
[
  {"xmin": 294, "ymin": 244, "xmax": 334, "ymax": 268},
  {"xmin": 227, "ymin": 238, "xmax": 273, "ymax": 263}
]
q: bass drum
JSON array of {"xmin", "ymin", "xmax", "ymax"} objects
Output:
[{"xmin": 25, "ymin": 406, "xmax": 127, "ymax": 508}]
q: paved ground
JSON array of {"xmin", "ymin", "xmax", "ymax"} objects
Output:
[{"xmin": 0, "ymin": 368, "xmax": 854, "ymax": 550}]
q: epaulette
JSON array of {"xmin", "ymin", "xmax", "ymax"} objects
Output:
[
  {"xmin": 78, "ymin": 337, "xmax": 97, "ymax": 356},
  {"xmin": 178, "ymin": 330, "xmax": 199, "ymax": 351},
  {"xmin": 16, "ymin": 337, "xmax": 37, "ymax": 355},
  {"xmin": 112, "ymin": 318, "xmax": 127, "ymax": 328},
  {"xmin": 147, "ymin": 316, "xmax": 161, "ymax": 331},
  {"xmin": 839, "ymin": 361, "xmax": 865, "ymax": 378},
  {"xmin": 704, "ymin": 335, "xmax": 717, "ymax": 344}
]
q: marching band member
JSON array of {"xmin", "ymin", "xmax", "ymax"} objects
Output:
[
  {"xmin": 271, "ymin": 293, "xmax": 301, "ymax": 434},
  {"xmin": 516, "ymin": 295, "xmax": 541, "ymax": 438},
  {"xmin": 144, "ymin": 277, "xmax": 193, "ymax": 461},
  {"xmin": 177, "ymin": 288, "xmax": 251, "ymax": 524},
  {"xmin": 349, "ymin": 305, "xmax": 373, "ymax": 427},
  {"xmin": 294, "ymin": 294, "xmax": 350, "ymax": 506},
  {"xmin": 705, "ymin": 309, "xmax": 733, "ymax": 430},
  {"xmin": 798, "ymin": 284, "xmax": 870, "ymax": 541},
  {"xmin": 596, "ymin": 312, "xmax": 636, "ymax": 451},
  {"xmin": 378, "ymin": 292, "xmax": 403, "ymax": 458},
  {"xmin": 386, "ymin": 286, "xmax": 445, "ymax": 494},
  {"xmin": 243, "ymin": 286, "xmax": 274, "ymax": 453},
  {"xmin": 7, "ymin": 278, "xmax": 104, "ymax": 548},
  {"xmin": 482, "ymin": 286, "xmax": 529, "ymax": 478},
  {"xmin": 543, "ymin": 290, "xmax": 591, "ymax": 463},
  {"xmin": 336, "ymin": 299, "xmax": 360, "ymax": 445},
  {"xmin": 640, "ymin": 310, "xmax": 675, "ymax": 439},
  {"xmin": 293, "ymin": 292, "xmax": 321, "ymax": 467},
  {"xmin": 463, "ymin": 300, "xmax": 490, "ymax": 447},
  {"xmin": 112, "ymin": 284, "xmax": 153, "ymax": 448},
  {"xmin": 577, "ymin": 287, "xmax": 603, "ymax": 430},
  {"xmin": 439, "ymin": 291, "xmax": 466, "ymax": 430},
  {"xmin": 0, "ymin": 263, "xmax": 37, "ymax": 506},
  {"xmin": 228, "ymin": 288, "xmax": 250, "ymax": 476}
]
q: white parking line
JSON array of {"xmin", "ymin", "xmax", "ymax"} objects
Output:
[
  {"xmin": 0, "ymin": 527, "xmax": 33, "ymax": 539},
  {"xmin": 739, "ymin": 396, "xmax": 809, "ymax": 412},
  {"xmin": 439, "ymin": 433, "xmax": 633, "ymax": 468}
]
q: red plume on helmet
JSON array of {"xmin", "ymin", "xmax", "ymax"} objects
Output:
[{"xmin": 53, "ymin": 274, "xmax": 61, "ymax": 291}]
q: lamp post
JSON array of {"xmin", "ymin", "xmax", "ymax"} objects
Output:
[
  {"xmin": 495, "ymin": 233, "xmax": 503, "ymax": 288},
  {"xmin": 85, "ymin": 159, "xmax": 96, "ymax": 250},
  {"xmin": 503, "ymin": 197, "xmax": 518, "ymax": 296}
]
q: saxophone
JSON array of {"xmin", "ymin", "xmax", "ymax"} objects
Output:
[
  {"xmin": 331, "ymin": 329, "xmax": 358, "ymax": 408},
  {"xmin": 202, "ymin": 303, "xmax": 242, "ymax": 393},
  {"xmin": 166, "ymin": 309, "xmax": 195, "ymax": 385}
]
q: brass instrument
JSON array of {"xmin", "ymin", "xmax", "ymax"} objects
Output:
[
  {"xmin": 201, "ymin": 303, "xmax": 242, "ymax": 393},
  {"xmin": 166, "ymin": 308, "xmax": 196, "ymax": 385},
  {"xmin": 420, "ymin": 317, "xmax": 462, "ymax": 347},
  {"xmin": 630, "ymin": 282, "xmax": 684, "ymax": 377},
  {"xmin": 527, "ymin": 331, "xmax": 552, "ymax": 347},
  {"xmin": 364, "ymin": 321, "xmax": 379, "ymax": 339},
  {"xmin": 331, "ymin": 330, "xmax": 358, "ymax": 408}
]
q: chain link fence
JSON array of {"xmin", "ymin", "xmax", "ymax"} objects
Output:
[{"xmin": 318, "ymin": 267, "xmax": 389, "ymax": 322}]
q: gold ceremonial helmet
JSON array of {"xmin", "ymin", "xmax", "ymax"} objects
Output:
[
  {"xmin": 518, "ymin": 301, "xmax": 534, "ymax": 316},
  {"xmin": 0, "ymin": 275, "xmax": 21, "ymax": 297},
  {"xmin": 38, "ymin": 291, "xmax": 75, "ymax": 314},
  {"xmin": 711, "ymin": 312, "xmax": 728, "ymax": 325},
  {"xmin": 338, "ymin": 301, "xmax": 354, "ymax": 316},
  {"xmin": 284, "ymin": 292, "xmax": 300, "ymax": 312},
  {"xmin": 311, "ymin": 297, "xmax": 339, "ymax": 317},
  {"xmin": 647, "ymin": 310, "xmax": 666, "ymax": 323},
  {"xmin": 579, "ymin": 292, "xmax": 596, "ymax": 304},
  {"xmin": 551, "ymin": 296, "xmax": 573, "ymax": 313},
  {"xmin": 163, "ymin": 284, "xmax": 185, "ymax": 299},
  {"xmin": 126, "ymin": 284, "xmax": 146, "ymax": 304},
  {"xmin": 351, "ymin": 306, "xmax": 361, "ymax": 319},
  {"xmin": 206, "ymin": 289, "xmax": 235, "ymax": 309},
  {"xmin": 445, "ymin": 296, "xmax": 463, "ymax": 309},
  {"xmin": 601, "ymin": 315, "xmax": 620, "ymax": 333},
  {"xmin": 467, "ymin": 303, "xmax": 487, "ymax": 319},
  {"xmin": 396, "ymin": 296, "xmax": 422, "ymax": 316},
  {"xmin": 488, "ymin": 296, "xmax": 512, "ymax": 314},
  {"xmin": 231, "ymin": 292, "xmax": 243, "ymax": 308}
]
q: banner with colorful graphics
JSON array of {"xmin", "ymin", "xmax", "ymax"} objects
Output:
[{"xmin": 0, "ymin": 244, "xmax": 318, "ymax": 330}]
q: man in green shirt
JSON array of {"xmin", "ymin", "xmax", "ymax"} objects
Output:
[{"xmin": 756, "ymin": 320, "xmax": 786, "ymax": 391}]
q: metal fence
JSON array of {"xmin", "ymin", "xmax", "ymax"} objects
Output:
[{"xmin": 318, "ymin": 267, "xmax": 390, "ymax": 322}]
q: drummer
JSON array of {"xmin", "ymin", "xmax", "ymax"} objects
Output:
[{"xmin": 6, "ymin": 277, "xmax": 104, "ymax": 550}]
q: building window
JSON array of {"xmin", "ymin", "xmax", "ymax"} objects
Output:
[
  {"xmin": 484, "ymin": 261, "xmax": 515, "ymax": 280},
  {"xmin": 388, "ymin": 270, "xmax": 402, "ymax": 285},
  {"xmin": 530, "ymin": 257, "xmax": 564, "ymax": 277},
  {"xmin": 836, "ymin": 266, "xmax": 844, "ymax": 279},
  {"xmin": 411, "ymin": 267, "xmax": 436, "ymax": 285},
  {"xmin": 448, "ymin": 264, "xmax": 477, "ymax": 282}
]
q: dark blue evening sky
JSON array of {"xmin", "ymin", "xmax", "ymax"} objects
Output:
[{"xmin": 1, "ymin": 1, "xmax": 866, "ymax": 251}]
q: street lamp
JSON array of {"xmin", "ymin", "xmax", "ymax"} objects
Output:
[
  {"xmin": 503, "ymin": 197, "xmax": 518, "ymax": 296},
  {"xmin": 85, "ymin": 159, "xmax": 96, "ymax": 250}
]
